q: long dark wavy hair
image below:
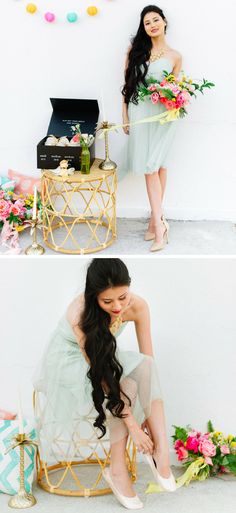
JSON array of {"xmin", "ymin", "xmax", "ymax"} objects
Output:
[
  {"xmin": 79, "ymin": 258, "xmax": 132, "ymax": 438},
  {"xmin": 122, "ymin": 5, "xmax": 167, "ymax": 105}
]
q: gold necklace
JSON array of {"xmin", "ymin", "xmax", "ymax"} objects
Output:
[
  {"xmin": 110, "ymin": 315, "xmax": 123, "ymax": 336},
  {"xmin": 149, "ymin": 47, "xmax": 165, "ymax": 63}
]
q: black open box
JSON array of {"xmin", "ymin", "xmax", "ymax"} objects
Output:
[{"xmin": 37, "ymin": 98, "xmax": 99, "ymax": 170}]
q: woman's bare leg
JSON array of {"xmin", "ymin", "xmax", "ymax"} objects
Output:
[
  {"xmin": 159, "ymin": 167, "xmax": 167, "ymax": 200},
  {"xmin": 145, "ymin": 172, "xmax": 165, "ymax": 243},
  {"xmin": 145, "ymin": 399, "xmax": 171, "ymax": 478},
  {"xmin": 110, "ymin": 435, "xmax": 136, "ymax": 497},
  {"xmin": 147, "ymin": 167, "xmax": 167, "ymax": 233}
]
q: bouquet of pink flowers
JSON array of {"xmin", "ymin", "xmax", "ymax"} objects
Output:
[
  {"xmin": 138, "ymin": 71, "xmax": 215, "ymax": 119},
  {"xmin": 173, "ymin": 421, "xmax": 236, "ymax": 482},
  {"xmin": 0, "ymin": 189, "xmax": 43, "ymax": 254}
]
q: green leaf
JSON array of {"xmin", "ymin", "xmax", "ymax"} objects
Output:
[
  {"xmin": 172, "ymin": 425, "xmax": 188, "ymax": 442},
  {"xmin": 207, "ymin": 420, "xmax": 214, "ymax": 432},
  {"xmin": 222, "ymin": 454, "xmax": 236, "ymax": 476}
]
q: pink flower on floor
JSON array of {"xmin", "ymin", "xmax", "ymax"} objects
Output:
[
  {"xmin": 174, "ymin": 439, "xmax": 184, "ymax": 450},
  {"xmin": 204, "ymin": 457, "xmax": 213, "ymax": 466},
  {"xmin": 221, "ymin": 445, "xmax": 230, "ymax": 455},
  {"xmin": 199, "ymin": 438, "xmax": 216, "ymax": 457},
  {"xmin": 13, "ymin": 199, "xmax": 27, "ymax": 217},
  {"xmin": 150, "ymin": 92, "xmax": 160, "ymax": 104},
  {"xmin": 186, "ymin": 436, "xmax": 199, "ymax": 453},
  {"xmin": 10, "ymin": 203, "xmax": 21, "ymax": 216},
  {"xmin": 177, "ymin": 446, "xmax": 188, "ymax": 461},
  {"xmin": 0, "ymin": 199, "xmax": 11, "ymax": 220}
]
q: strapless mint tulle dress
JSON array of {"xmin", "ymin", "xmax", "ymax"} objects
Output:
[
  {"xmin": 33, "ymin": 314, "xmax": 162, "ymax": 462},
  {"xmin": 122, "ymin": 57, "xmax": 178, "ymax": 176}
]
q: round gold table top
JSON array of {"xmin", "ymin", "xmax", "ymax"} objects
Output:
[{"xmin": 42, "ymin": 158, "xmax": 116, "ymax": 183}]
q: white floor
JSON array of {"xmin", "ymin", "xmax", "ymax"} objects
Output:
[
  {"xmin": 1, "ymin": 220, "xmax": 236, "ymax": 256},
  {"xmin": 1, "ymin": 464, "xmax": 236, "ymax": 513}
]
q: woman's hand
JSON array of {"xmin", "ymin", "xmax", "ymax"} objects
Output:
[
  {"xmin": 122, "ymin": 113, "xmax": 130, "ymax": 135},
  {"xmin": 129, "ymin": 423, "xmax": 154, "ymax": 454}
]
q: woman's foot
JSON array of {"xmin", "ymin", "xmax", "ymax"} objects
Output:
[
  {"xmin": 154, "ymin": 222, "xmax": 166, "ymax": 244},
  {"xmin": 153, "ymin": 450, "xmax": 171, "ymax": 478},
  {"xmin": 145, "ymin": 451, "xmax": 176, "ymax": 492},
  {"xmin": 145, "ymin": 216, "xmax": 155, "ymax": 241},
  {"xmin": 109, "ymin": 468, "xmax": 136, "ymax": 497},
  {"xmin": 103, "ymin": 468, "xmax": 143, "ymax": 509}
]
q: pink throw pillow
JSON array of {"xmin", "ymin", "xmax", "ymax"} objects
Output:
[
  {"xmin": 0, "ymin": 410, "xmax": 16, "ymax": 420},
  {"xmin": 8, "ymin": 170, "xmax": 41, "ymax": 195}
]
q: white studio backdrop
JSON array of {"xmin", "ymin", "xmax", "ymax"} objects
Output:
[
  {"xmin": 0, "ymin": 0, "xmax": 235, "ymax": 221},
  {"xmin": 1, "ymin": 257, "xmax": 236, "ymax": 461}
]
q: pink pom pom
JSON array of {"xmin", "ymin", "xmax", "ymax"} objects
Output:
[{"xmin": 44, "ymin": 12, "xmax": 55, "ymax": 23}]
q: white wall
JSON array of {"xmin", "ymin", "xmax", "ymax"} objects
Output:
[
  {"xmin": 1, "ymin": 257, "xmax": 236, "ymax": 450},
  {"xmin": 1, "ymin": 0, "xmax": 235, "ymax": 221}
]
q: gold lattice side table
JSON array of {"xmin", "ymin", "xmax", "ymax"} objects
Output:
[
  {"xmin": 41, "ymin": 159, "xmax": 117, "ymax": 254},
  {"xmin": 33, "ymin": 391, "xmax": 137, "ymax": 497}
]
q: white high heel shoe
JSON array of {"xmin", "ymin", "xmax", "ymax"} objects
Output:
[
  {"xmin": 102, "ymin": 468, "xmax": 143, "ymax": 509},
  {"xmin": 145, "ymin": 454, "xmax": 176, "ymax": 492}
]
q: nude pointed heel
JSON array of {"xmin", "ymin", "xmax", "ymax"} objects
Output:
[
  {"xmin": 102, "ymin": 468, "xmax": 143, "ymax": 509},
  {"xmin": 149, "ymin": 215, "xmax": 170, "ymax": 252},
  {"xmin": 144, "ymin": 231, "xmax": 155, "ymax": 241},
  {"xmin": 144, "ymin": 454, "xmax": 176, "ymax": 492}
]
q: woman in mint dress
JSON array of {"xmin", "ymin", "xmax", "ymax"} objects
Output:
[
  {"xmin": 33, "ymin": 259, "xmax": 176, "ymax": 509},
  {"xmin": 122, "ymin": 5, "xmax": 182, "ymax": 252}
]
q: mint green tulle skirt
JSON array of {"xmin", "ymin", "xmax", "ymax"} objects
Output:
[{"xmin": 33, "ymin": 315, "xmax": 163, "ymax": 462}]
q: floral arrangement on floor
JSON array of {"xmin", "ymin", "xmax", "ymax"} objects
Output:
[
  {"xmin": 146, "ymin": 420, "xmax": 236, "ymax": 494},
  {"xmin": 173, "ymin": 420, "xmax": 236, "ymax": 482},
  {"xmin": 0, "ymin": 189, "xmax": 43, "ymax": 254},
  {"xmin": 138, "ymin": 72, "xmax": 215, "ymax": 122}
]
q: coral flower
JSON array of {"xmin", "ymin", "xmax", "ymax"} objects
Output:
[{"xmin": 177, "ymin": 446, "xmax": 188, "ymax": 461}]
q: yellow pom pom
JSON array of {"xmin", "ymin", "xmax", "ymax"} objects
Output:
[
  {"xmin": 87, "ymin": 6, "xmax": 98, "ymax": 16},
  {"xmin": 26, "ymin": 3, "xmax": 37, "ymax": 14}
]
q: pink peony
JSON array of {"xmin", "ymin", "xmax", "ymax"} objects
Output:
[
  {"xmin": 204, "ymin": 456, "xmax": 213, "ymax": 466},
  {"xmin": 221, "ymin": 445, "xmax": 230, "ymax": 455},
  {"xmin": 0, "ymin": 199, "xmax": 11, "ymax": 220},
  {"xmin": 150, "ymin": 92, "xmax": 160, "ymax": 104},
  {"xmin": 177, "ymin": 446, "xmax": 188, "ymax": 461},
  {"xmin": 199, "ymin": 438, "xmax": 216, "ymax": 457},
  {"xmin": 148, "ymin": 84, "xmax": 157, "ymax": 92},
  {"xmin": 186, "ymin": 436, "xmax": 199, "ymax": 453}
]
